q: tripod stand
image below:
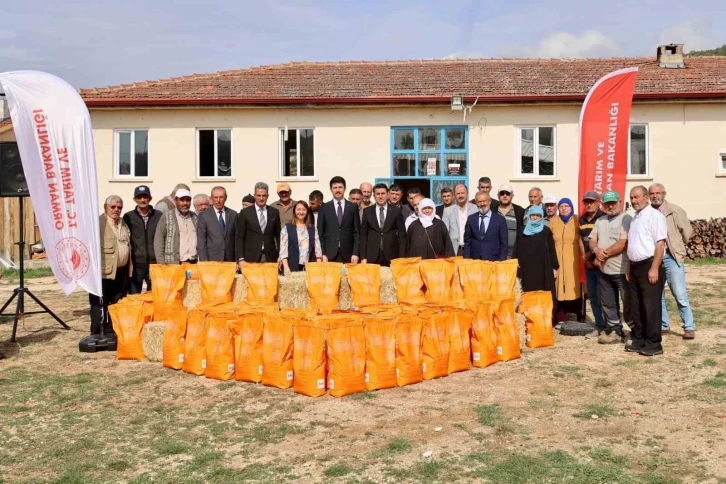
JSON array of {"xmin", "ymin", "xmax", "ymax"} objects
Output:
[{"xmin": 0, "ymin": 196, "xmax": 69, "ymax": 342}]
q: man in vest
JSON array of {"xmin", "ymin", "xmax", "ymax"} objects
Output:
[
  {"xmin": 154, "ymin": 189, "xmax": 199, "ymax": 264},
  {"xmin": 123, "ymin": 185, "xmax": 162, "ymax": 293}
]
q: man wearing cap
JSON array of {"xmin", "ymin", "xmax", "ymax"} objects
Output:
[
  {"xmin": 589, "ymin": 191, "xmax": 632, "ymax": 344},
  {"xmin": 241, "ymin": 194, "xmax": 255, "ymax": 210},
  {"xmin": 579, "ymin": 190, "xmax": 607, "ymax": 336},
  {"xmin": 197, "ymin": 186, "xmax": 238, "ymax": 262},
  {"xmin": 154, "ymin": 189, "xmax": 199, "ymax": 265},
  {"xmin": 155, "ymin": 183, "xmax": 191, "ymax": 214},
  {"xmin": 648, "ymin": 183, "xmax": 695, "ymax": 340},
  {"xmin": 123, "ymin": 185, "xmax": 162, "ymax": 293},
  {"xmin": 271, "ymin": 183, "xmax": 296, "ymax": 227},
  {"xmin": 496, "ymin": 184, "xmax": 525, "ymax": 259},
  {"xmin": 193, "ymin": 194, "xmax": 210, "ymax": 214},
  {"xmin": 543, "ymin": 195, "xmax": 558, "ymax": 227}
]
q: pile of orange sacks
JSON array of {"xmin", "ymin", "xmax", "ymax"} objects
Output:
[{"xmin": 107, "ymin": 258, "xmax": 555, "ymax": 398}]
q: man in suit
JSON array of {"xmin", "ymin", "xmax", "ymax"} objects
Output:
[
  {"xmin": 317, "ymin": 176, "xmax": 360, "ymax": 263},
  {"xmin": 442, "ymin": 183, "xmax": 478, "ymax": 255},
  {"xmin": 464, "ymin": 191, "xmax": 508, "ymax": 261},
  {"xmin": 236, "ymin": 182, "xmax": 281, "ymax": 266},
  {"xmin": 360, "ymin": 183, "xmax": 406, "ymax": 265},
  {"xmin": 197, "ymin": 186, "xmax": 238, "ymax": 262},
  {"xmin": 436, "ymin": 186, "xmax": 454, "ymax": 218},
  {"xmin": 309, "ymin": 190, "xmax": 324, "ymax": 227}
]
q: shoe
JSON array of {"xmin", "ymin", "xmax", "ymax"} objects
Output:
[
  {"xmin": 598, "ymin": 332, "xmax": 624, "ymax": 344},
  {"xmin": 554, "ymin": 323, "xmax": 563, "ymax": 330},
  {"xmin": 585, "ymin": 329, "xmax": 602, "ymax": 339},
  {"xmin": 683, "ymin": 330, "xmax": 695, "ymax": 340},
  {"xmin": 638, "ymin": 348, "xmax": 664, "ymax": 357},
  {"xmin": 624, "ymin": 343, "xmax": 644, "ymax": 353}
]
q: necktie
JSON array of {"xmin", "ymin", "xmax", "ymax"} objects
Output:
[
  {"xmin": 379, "ymin": 206, "xmax": 385, "ymax": 228},
  {"xmin": 337, "ymin": 201, "xmax": 343, "ymax": 225},
  {"xmin": 217, "ymin": 210, "xmax": 225, "ymax": 233},
  {"xmin": 259, "ymin": 208, "xmax": 267, "ymax": 233},
  {"xmin": 480, "ymin": 215, "xmax": 487, "ymax": 235}
]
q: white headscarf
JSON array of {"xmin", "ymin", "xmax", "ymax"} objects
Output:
[{"xmin": 417, "ymin": 198, "xmax": 437, "ymax": 229}]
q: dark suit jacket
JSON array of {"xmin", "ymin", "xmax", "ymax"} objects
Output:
[
  {"xmin": 463, "ymin": 211, "xmax": 508, "ymax": 261},
  {"xmin": 317, "ymin": 198, "xmax": 360, "ymax": 261},
  {"xmin": 360, "ymin": 204, "xmax": 406, "ymax": 263},
  {"xmin": 236, "ymin": 204, "xmax": 281, "ymax": 262},
  {"xmin": 435, "ymin": 205, "xmax": 445, "ymax": 218},
  {"xmin": 198, "ymin": 206, "xmax": 238, "ymax": 262}
]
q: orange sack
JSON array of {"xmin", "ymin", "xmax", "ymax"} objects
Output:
[
  {"xmin": 448, "ymin": 307, "xmax": 473, "ymax": 373},
  {"xmin": 181, "ymin": 262, "xmax": 199, "ymax": 280},
  {"xmin": 205, "ymin": 312, "xmax": 236, "ymax": 381},
  {"xmin": 362, "ymin": 312, "xmax": 397, "ymax": 390},
  {"xmin": 471, "ymin": 302, "xmax": 499, "ymax": 368},
  {"xmin": 262, "ymin": 313, "xmax": 296, "ymax": 389},
  {"xmin": 242, "ymin": 262, "xmax": 279, "ymax": 306},
  {"xmin": 391, "ymin": 257, "xmax": 426, "ymax": 304},
  {"xmin": 420, "ymin": 309, "xmax": 449, "ymax": 380},
  {"xmin": 395, "ymin": 313, "xmax": 424, "ymax": 386},
  {"xmin": 323, "ymin": 315, "xmax": 366, "ymax": 397},
  {"xmin": 495, "ymin": 298, "xmax": 521, "ymax": 362},
  {"xmin": 182, "ymin": 308, "xmax": 209, "ymax": 375},
  {"xmin": 346, "ymin": 263, "xmax": 381, "ymax": 307},
  {"xmin": 521, "ymin": 291, "xmax": 555, "ymax": 348},
  {"xmin": 149, "ymin": 264, "xmax": 186, "ymax": 311},
  {"xmin": 449, "ymin": 257, "xmax": 466, "ymax": 304},
  {"xmin": 457, "ymin": 260, "xmax": 494, "ymax": 300},
  {"xmin": 420, "ymin": 258, "xmax": 455, "ymax": 303},
  {"xmin": 109, "ymin": 301, "xmax": 150, "ymax": 360},
  {"xmin": 229, "ymin": 311, "xmax": 265, "ymax": 383},
  {"xmin": 197, "ymin": 261, "xmax": 238, "ymax": 306},
  {"xmin": 293, "ymin": 318, "xmax": 328, "ymax": 397},
  {"xmin": 494, "ymin": 260, "xmax": 519, "ymax": 300},
  {"xmin": 156, "ymin": 306, "xmax": 188, "ymax": 370},
  {"xmin": 305, "ymin": 262, "xmax": 343, "ymax": 314}
]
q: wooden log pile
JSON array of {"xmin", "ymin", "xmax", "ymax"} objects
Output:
[{"xmin": 686, "ymin": 218, "xmax": 726, "ymax": 259}]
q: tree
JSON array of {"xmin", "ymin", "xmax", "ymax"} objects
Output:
[{"xmin": 687, "ymin": 44, "xmax": 726, "ymax": 57}]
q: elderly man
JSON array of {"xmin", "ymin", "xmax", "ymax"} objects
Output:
[
  {"xmin": 579, "ymin": 190, "xmax": 607, "ymax": 336},
  {"xmin": 436, "ymin": 186, "xmax": 454, "ymax": 218},
  {"xmin": 123, "ymin": 185, "xmax": 162, "ymax": 294},
  {"xmin": 155, "ymin": 183, "xmax": 190, "ymax": 214},
  {"xmin": 271, "ymin": 183, "xmax": 295, "ymax": 227},
  {"xmin": 626, "ymin": 186, "xmax": 667, "ymax": 356},
  {"xmin": 543, "ymin": 195, "xmax": 558, "ymax": 227},
  {"xmin": 193, "ymin": 194, "xmax": 210, "ymax": 213},
  {"xmin": 496, "ymin": 184, "xmax": 525, "ymax": 258},
  {"xmin": 237, "ymin": 182, "xmax": 281, "ymax": 265},
  {"xmin": 443, "ymin": 183, "xmax": 478, "ymax": 255},
  {"xmin": 464, "ymin": 191, "xmax": 508, "ymax": 261},
  {"xmin": 405, "ymin": 193, "xmax": 424, "ymax": 231},
  {"xmin": 360, "ymin": 182, "xmax": 373, "ymax": 211},
  {"xmin": 526, "ymin": 187, "xmax": 544, "ymax": 212},
  {"xmin": 649, "ymin": 183, "xmax": 695, "ymax": 339},
  {"xmin": 589, "ymin": 191, "xmax": 632, "ymax": 344},
  {"xmin": 154, "ymin": 189, "xmax": 199, "ymax": 265},
  {"xmin": 90, "ymin": 195, "xmax": 132, "ymax": 337},
  {"xmin": 197, "ymin": 186, "xmax": 238, "ymax": 262},
  {"xmin": 309, "ymin": 190, "xmax": 324, "ymax": 227}
]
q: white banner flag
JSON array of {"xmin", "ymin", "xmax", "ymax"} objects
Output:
[{"xmin": 0, "ymin": 71, "xmax": 102, "ymax": 296}]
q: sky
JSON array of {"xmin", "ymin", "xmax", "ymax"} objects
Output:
[{"xmin": 0, "ymin": 0, "xmax": 724, "ymax": 89}]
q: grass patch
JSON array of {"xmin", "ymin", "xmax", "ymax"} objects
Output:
[
  {"xmin": 475, "ymin": 404, "xmax": 501, "ymax": 427},
  {"xmin": 688, "ymin": 257, "xmax": 726, "ymax": 266},
  {"xmin": 154, "ymin": 441, "xmax": 190, "ymax": 456},
  {"xmin": 594, "ymin": 378, "xmax": 614, "ymax": 388},
  {"xmin": 702, "ymin": 358, "xmax": 718, "ymax": 368},
  {"xmin": 703, "ymin": 372, "xmax": 726, "ymax": 388},
  {"xmin": 589, "ymin": 447, "xmax": 629, "ymax": 466},
  {"xmin": 573, "ymin": 402, "xmax": 616, "ymax": 419},
  {"xmin": 349, "ymin": 391, "xmax": 377, "ymax": 401},
  {"xmin": 1, "ymin": 266, "xmax": 55, "ymax": 279},
  {"xmin": 323, "ymin": 462, "xmax": 353, "ymax": 477}
]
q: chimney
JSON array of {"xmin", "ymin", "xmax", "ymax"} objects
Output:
[
  {"xmin": 1, "ymin": 97, "xmax": 9, "ymax": 122},
  {"xmin": 657, "ymin": 44, "xmax": 685, "ymax": 68}
]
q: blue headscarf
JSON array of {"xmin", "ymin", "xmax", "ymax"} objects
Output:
[
  {"xmin": 523, "ymin": 206, "xmax": 545, "ymax": 236},
  {"xmin": 558, "ymin": 198, "xmax": 575, "ymax": 224}
]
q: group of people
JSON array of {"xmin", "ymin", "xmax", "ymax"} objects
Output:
[{"xmin": 92, "ymin": 176, "xmax": 695, "ymax": 357}]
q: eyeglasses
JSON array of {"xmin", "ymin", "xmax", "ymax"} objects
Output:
[
  {"xmin": 278, "ymin": 191, "xmax": 290, "ymax": 196},
  {"xmin": 499, "ymin": 191, "xmax": 511, "ymax": 197}
]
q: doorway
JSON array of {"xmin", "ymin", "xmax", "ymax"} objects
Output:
[{"xmin": 394, "ymin": 178, "xmax": 430, "ymax": 200}]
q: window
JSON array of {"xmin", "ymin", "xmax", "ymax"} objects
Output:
[
  {"xmin": 280, "ymin": 128, "xmax": 315, "ymax": 178},
  {"xmin": 719, "ymin": 151, "xmax": 726, "ymax": 173},
  {"xmin": 197, "ymin": 129, "xmax": 232, "ymax": 177},
  {"xmin": 115, "ymin": 129, "xmax": 148, "ymax": 177},
  {"xmin": 518, "ymin": 127, "xmax": 555, "ymax": 177},
  {"xmin": 628, "ymin": 125, "xmax": 648, "ymax": 176},
  {"xmin": 390, "ymin": 126, "xmax": 468, "ymax": 177}
]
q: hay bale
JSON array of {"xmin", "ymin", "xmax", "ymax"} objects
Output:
[
  {"xmin": 232, "ymin": 275, "xmax": 247, "ymax": 302},
  {"xmin": 279, "ymin": 272, "xmax": 310, "ymax": 309},
  {"xmin": 142, "ymin": 321, "xmax": 167, "ymax": 362},
  {"xmin": 514, "ymin": 278, "xmax": 523, "ymax": 310},
  {"xmin": 339, "ymin": 276, "xmax": 352, "ymax": 310},
  {"xmin": 182, "ymin": 279, "xmax": 200, "ymax": 308},
  {"xmin": 379, "ymin": 267, "xmax": 397, "ymax": 304},
  {"xmin": 516, "ymin": 313, "xmax": 527, "ymax": 349}
]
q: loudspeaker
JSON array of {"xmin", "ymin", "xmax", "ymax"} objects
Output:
[{"xmin": 0, "ymin": 142, "xmax": 28, "ymax": 197}]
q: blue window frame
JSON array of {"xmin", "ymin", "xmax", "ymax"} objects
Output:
[{"xmin": 391, "ymin": 126, "xmax": 469, "ymax": 178}]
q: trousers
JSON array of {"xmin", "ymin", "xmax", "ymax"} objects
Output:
[{"xmin": 627, "ymin": 258, "xmax": 665, "ymax": 351}]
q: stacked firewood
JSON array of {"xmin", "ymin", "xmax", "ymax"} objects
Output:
[{"xmin": 686, "ymin": 218, "xmax": 726, "ymax": 259}]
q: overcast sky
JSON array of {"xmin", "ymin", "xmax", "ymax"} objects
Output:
[{"xmin": 1, "ymin": 0, "xmax": 724, "ymax": 89}]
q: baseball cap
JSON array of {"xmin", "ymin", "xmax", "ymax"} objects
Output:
[
  {"xmin": 175, "ymin": 189, "xmax": 192, "ymax": 199},
  {"xmin": 133, "ymin": 185, "xmax": 151, "ymax": 198},
  {"xmin": 582, "ymin": 190, "xmax": 600, "ymax": 201},
  {"xmin": 242, "ymin": 194, "xmax": 255, "ymax": 204},
  {"xmin": 602, "ymin": 191, "xmax": 620, "ymax": 203},
  {"xmin": 498, "ymin": 184, "xmax": 514, "ymax": 195},
  {"xmin": 276, "ymin": 182, "xmax": 291, "ymax": 193},
  {"xmin": 543, "ymin": 195, "xmax": 558, "ymax": 205}
]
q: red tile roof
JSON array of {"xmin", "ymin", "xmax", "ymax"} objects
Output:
[
  {"xmin": 79, "ymin": 57, "xmax": 726, "ymax": 107},
  {"xmin": 0, "ymin": 118, "xmax": 12, "ymax": 134}
]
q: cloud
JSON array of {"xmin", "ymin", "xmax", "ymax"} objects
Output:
[
  {"xmin": 536, "ymin": 30, "xmax": 620, "ymax": 58},
  {"xmin": 658, "ymin": 18, "xmax": 718, "ymax": 52}
]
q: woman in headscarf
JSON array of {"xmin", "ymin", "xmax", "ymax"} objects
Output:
[
  {"xmin": 513, "ymin": 206, "xmax": 558, "ymax": 315},
  {"xmin": 549, "ymin": 198, "xmax": 583, "ymax": 322},
  {"xmin": 406, "ymin": 198, "xmax": 454, "ymax": 259}
]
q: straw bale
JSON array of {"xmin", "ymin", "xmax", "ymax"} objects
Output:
[
  {"xmin": 338, "ymin": 276, "xmax": 352, "ymax": 310},
  {"xmin": 515, "ymin": 313, "xmax": 526, "ymax": 349},
  {"xmin": 379, "ymin": 267, "xmax": 397, "ymax": 304},
  {"xmin": 278, "ymin": 272, "xmax": 310, "ymax": 309},
  {"xmin": 232, "ymin": 275, "xmax": 247, "ymax": 302},
  {"xmin": 142, "ymin": 321, "xmax": 166, "ymax": 362},
  {"xmin": 514, "ymin": 278, "xmax": 523, "ymax": 310},
  {"xmin": 183, "ymin": 275, "xmax": 246, "ymax": 308}
]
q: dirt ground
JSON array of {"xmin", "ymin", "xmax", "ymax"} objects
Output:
[{"xmin": 1, "ymin": 264, "xmax": 726, "ymax": 483}]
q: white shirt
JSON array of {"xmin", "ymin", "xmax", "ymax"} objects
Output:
[
  {"xmin": 458, "ymin": 204, "xmax": 468, "ymax": 247},
  {"xmin": 478, "ymin": 211, "xmax": 491, "ymax": 233},
  {"xmin": 627, "ymin": 204, "xmax": 667, "ymax": 262},
  {"xmin": 376, "ymin": 204, "xmax": 388, "ymax": 228}
]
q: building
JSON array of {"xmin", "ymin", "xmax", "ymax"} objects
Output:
[{"xmin": 1, "ymin": 45, "xmax": 726, "ymax": 218}]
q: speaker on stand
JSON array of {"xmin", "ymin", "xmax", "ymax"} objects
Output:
[{"xmin": 0, "ymin": 142, "xmax": 29, "ymax": 197}]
